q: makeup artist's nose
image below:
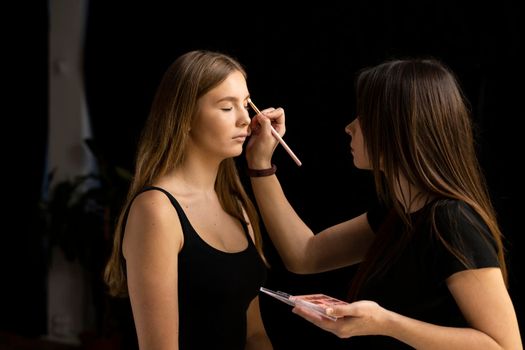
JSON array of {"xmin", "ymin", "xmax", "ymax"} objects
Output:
[
  {"xmin": 345, "ymin": 122, "xmax": 353, "ymax": 136},
  {"xmin": 345, "ymin": 118, "xmax": 357, "ymax": 135}
]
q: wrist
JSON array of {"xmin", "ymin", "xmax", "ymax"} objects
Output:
[
  {"xmin": 246, "ymin": 158, "xmax": 273, "ymax": 170},
  {"xmin": 246, "ymin": 164, "xmax": 277, "ymax": 177}
]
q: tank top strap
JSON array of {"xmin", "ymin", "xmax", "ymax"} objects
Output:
[
  {"xmin": 124, "ymin": 186, "xmax": 252, "ymax": 244},
  {"xmin": 120, "ymin": 186, "xmax": 190, "ymax": 241},
  {"xmin": 238, "ymin": 215, "xmax": 252, "ymax": 241},
  {"xmin": 139, "ymin": 185, "xmax": 188, "ymax": 220},
  {"xmin": 142, "ymin": 186, "xmax": 253, "ymax": 241}
]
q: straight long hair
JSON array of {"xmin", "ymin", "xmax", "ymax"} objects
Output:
[
  {"xmin": 104, "ymin": 50, "xmax": 266, "ymax": 297},
  {"xmin": 348, "ymin": 58, "xmax": 507, "ymax": 300}
]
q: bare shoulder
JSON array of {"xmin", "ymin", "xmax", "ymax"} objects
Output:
[
  {"xmin": 123, "ymin": 189, "xmax": 184, "ymax": 259},
  {"xmin": 130, "ymin": 189, "xmax": 178, "ymax": 218}
]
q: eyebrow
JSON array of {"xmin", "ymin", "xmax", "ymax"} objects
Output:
[{"xmin": 215, "ymin": 94, "xmax": 251, "ymax": 103}]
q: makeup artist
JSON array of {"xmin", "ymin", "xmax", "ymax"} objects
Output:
[
  {"xmin": 245, "ymin": 58, "xmax": 522, "ymax": 349},
  {"xmin": 104, "ymin": 50, "xmax": 273, "ymax": 350}
]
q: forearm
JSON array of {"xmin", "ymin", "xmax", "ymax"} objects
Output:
[
  {"xmin": 245, "ymin": 333, "xmax": 273, "ymax": 350},
  {"xmin": 250, "ymin": 174, "xmax": 315, "ymax": 272},
  {"xmin": 384, "ymin": 311, "xmax": 510, "ymax": 350}
]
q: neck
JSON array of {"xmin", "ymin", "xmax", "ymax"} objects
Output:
[
  {"xmin": 169, "ymin": 157, "xmax": 222, "ymax": 195},
  {"xmin": 393, "ymin": 175, "xmax": 432, "ymax": 213}
]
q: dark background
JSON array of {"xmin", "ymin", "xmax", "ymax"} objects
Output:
[{"xmin": 4, "ymin": 1, "xmax": 523, "ymax": 349}]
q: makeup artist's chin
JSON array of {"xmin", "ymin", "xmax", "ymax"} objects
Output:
[{"xmin": 351, "ymin": 155, "xmax": 363, "ymax": 169}]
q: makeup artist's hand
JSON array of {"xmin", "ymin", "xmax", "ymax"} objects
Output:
[
  {"xmin": 292, "ymin": 300, "xmax": 393, "ymax": 339},
  {"xmin": 246, "ymin": 107, "xmax": 286, "ymax": 168}
]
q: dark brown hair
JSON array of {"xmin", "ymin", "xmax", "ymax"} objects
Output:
[{"xmin": 348, "ymin": 58, "xmax": 506, "ymax": 299}]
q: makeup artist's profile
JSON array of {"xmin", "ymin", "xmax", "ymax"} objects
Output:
[
  {"xmin": 245, "ymin": 58, "xmax": 522, "ymax": 349},
  {"xmin": 103, "ymin": 50, "xmax": 273, "ymax": 349}
]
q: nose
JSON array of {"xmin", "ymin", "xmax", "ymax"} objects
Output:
[
  {"xmin": 345, "ymin": 122, "xmax": 353, "ymax": 136},
  {"xmin": 345, "ymin": 118, "xmax": 358, "ymax": 135},
  {"xmin": 237, "ymin": 106, "xmax": 251, "ymax": 127}
]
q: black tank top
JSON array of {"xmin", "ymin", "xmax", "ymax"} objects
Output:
[{"xmin": 133, "ymin": 186, "xmax": 267, "ymax": 349}]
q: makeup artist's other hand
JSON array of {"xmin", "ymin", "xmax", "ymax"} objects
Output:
[
  {"xmin": 292, "ymin": 300, "xmax": 393, "ymax": 339},
  {"xmin": 246, "ymin": 107, "xmax": 286, "ymax": 168}
]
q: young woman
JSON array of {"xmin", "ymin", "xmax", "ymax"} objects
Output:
[
  {"xmin": 104, "ymin": 50, "xmax": 272, "ymax": 349},
  {"xmin": 245, "ymin": 58, "xmax": 522, "ymax": 349}
]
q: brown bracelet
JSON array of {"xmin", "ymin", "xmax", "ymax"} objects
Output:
[{"xmin": 246, "ymin": 164, "xmax": 277, "ymax": 177}]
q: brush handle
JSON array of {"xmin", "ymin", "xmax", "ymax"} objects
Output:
[
  {"xmin": 270, "ymin": 126, "xmax": 302, "ymax": 166},
  {"xmin": 248, "ymin": 99, "xmax": 302, "ymax": 166}
]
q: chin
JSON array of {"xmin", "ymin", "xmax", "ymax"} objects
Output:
[
  {"xmin": 228, "ymin": 147, "xmax": 244, "ymax": 158},
  {"xmin": 353, "ymin": 159, "xmax": 365, "ymax": 170}
]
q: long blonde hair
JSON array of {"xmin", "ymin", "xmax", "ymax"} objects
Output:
[{"xmin": 104, "ymin": 50, "xmax": 266, "ymax": 297}]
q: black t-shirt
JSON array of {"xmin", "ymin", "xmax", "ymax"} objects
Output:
[{"xmin": 346, "ymin": 198, "xmax": 500, "ymax": 349}]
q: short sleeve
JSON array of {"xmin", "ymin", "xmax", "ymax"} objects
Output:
[{"xmin": 432, "ymin": 200, "xmax": 500, "ymax": 281}]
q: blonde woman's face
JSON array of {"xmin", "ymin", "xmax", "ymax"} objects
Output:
[
  {"xmin": 345, "ymin": 118, "xmax": 371, "ymax": 169},
  {"xmin": 190, "ymin": 70, "xmax": 251, "ymax": 159}
]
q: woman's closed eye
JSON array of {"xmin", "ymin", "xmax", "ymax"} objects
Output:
[{"xmin": 220, "ymin": 105, "xmax": 250, "ymax": 112}]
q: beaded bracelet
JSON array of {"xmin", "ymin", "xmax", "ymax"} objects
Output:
[{"xmin": 246, "ymin": 164, "xmax": 277, "ymax": 177}]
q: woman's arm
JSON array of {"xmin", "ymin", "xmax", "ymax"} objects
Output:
[
  {"xmin": 292, "ymin": 267, "xmax": 523, "ymax": 349},
  {"xmin": 443, "ymin": 267, "xmax": 522, "ymax": 349},
  {"xmin": 246, "ymin": 109, "xmax": 375, "ymax": 273},
  {"xmin": 123, "ymin": 190, "xmax": 184, "ymax": 350},
  {"xmin": 251, "ymin": 174, "xmax": 374, "ymax": 273},
  {"xmin": 245, "ymin": 296, "xmax": 273, "ymax": 350}
]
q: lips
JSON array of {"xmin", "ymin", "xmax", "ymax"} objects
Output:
[{"xmin": 232, "ymin": 136, "xmax": 247, "ymax": 143}]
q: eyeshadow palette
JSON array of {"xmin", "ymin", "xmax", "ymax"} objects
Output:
[{"xmin": 260, "ymin": 287, "xmax": 348, "ymax": 321}]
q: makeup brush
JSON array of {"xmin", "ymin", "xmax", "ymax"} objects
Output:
[{"xmin": 247, "ymin": 98, "xmax": 302, "ymax": 166}]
